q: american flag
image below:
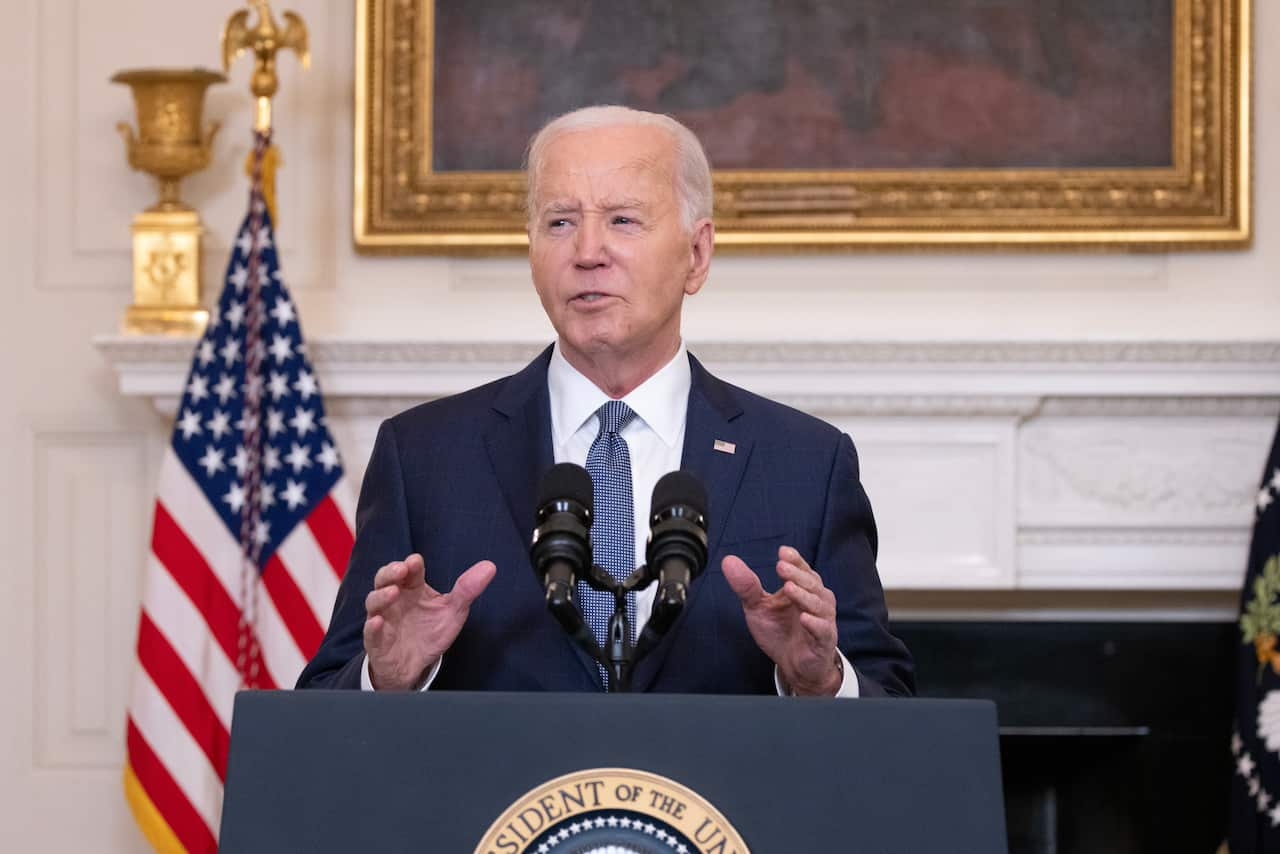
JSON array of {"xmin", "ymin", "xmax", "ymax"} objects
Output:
[{"xmin": 123, "ymin": 132, "xmax": 354, "ymax": 853}]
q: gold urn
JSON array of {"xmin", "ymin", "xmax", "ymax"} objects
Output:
[{"xmin": 112, "ymin": 68, "xmax": 226, "ymax": 335}]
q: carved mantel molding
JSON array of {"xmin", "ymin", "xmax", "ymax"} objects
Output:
[
  {"xmin": 94, "ymin": 336, "xmax": 1280, "ymax": 410},
  {"xmin": 94, "ymin": 336, "xmax": 1280, "ymax": 600}
]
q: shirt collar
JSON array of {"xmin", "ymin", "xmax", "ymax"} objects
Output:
[{"xmin": 548, "ymin": 341, "xmax": 691, "ymax": 450}]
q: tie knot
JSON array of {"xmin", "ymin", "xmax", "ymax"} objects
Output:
[{"xmin": 595, "ymin": 400, "xmax": 637, "ymax": 436}]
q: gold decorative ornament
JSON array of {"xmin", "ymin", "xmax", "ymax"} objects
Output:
[
  {"xmin": 222, "ymin": 0, "xmax": 310, "ymax": 133},
  {"xmin": 112, "ymin": 67, "xmax": 226, "ymax": 335},
  {"xmin": 353, "ymin": 0, "xmax": 1251, "ymax": 253}
]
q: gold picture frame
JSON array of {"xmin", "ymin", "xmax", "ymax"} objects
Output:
[{"xmin": 353, "ymin": 0, "xmax": 1251, "ymax": 254}]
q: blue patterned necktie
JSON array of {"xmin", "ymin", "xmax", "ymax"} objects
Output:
[{"xmin": 581, "ymin": 400, "xmax": 638, "ymax": 688}]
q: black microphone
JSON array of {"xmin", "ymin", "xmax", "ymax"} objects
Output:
[
  {"xmin": 643, "ymin": 471, "xmax": 709, "ymax": 636},
  {"xmin": 530, "ymin": 463, "xmax": 594, "ymax": 639}
]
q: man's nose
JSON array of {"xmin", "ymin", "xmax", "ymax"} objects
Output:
[{"xmin": 573, "ymin": 216, "xmax": 609, "ymax": 268}]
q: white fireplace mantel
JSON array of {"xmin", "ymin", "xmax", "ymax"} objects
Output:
[{"xmin": 95, "ymin": 336, "xmax": 1280, "ymax": 599}]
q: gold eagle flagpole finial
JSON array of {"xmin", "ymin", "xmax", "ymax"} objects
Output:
[
  {"xmin": 221, "ymin": 0, "xmax": 309, "ymax": 133},
  {"xmin": 221, "ymin": 0, "xmax": 308, "ymax": 227}
]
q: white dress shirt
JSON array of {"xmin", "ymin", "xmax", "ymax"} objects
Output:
[{"xmin": 363, "ymin": 341, "xmax": 855, "ymax": 696}]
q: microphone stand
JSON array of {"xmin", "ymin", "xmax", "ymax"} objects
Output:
[{"xmin": 576, "ymin": 562, "xmax": 673, "ymax": 693}]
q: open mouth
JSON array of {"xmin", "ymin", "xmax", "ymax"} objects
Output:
[{"xmin": 572, "ymin": 292, "xmax": 613, "ymax": 304}]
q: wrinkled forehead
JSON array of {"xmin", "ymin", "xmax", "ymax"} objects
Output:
[{"xmin": 533, "ymin": 125, "xmax": 679, "ymax": 209}]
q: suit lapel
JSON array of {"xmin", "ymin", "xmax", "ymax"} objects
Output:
[
  {"xmin": 633, "ymin": 354, "xmax": 753, "ymax": 692},
  {"xmin": 484, "ymin": 348, "xmax": 555, "ymax": 545},
  {"xmin": 483, "ymin": 346, "xmax": 605, "ymax": 689}
]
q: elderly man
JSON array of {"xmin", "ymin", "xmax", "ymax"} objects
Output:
[{"xmin": 297, "ymin": 106, "xmax": 914, "ymax": 697}]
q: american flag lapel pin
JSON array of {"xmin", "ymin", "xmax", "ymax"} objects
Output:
[{"xmin": 713, "ymin": 439, "xmax": 736, "ymax": 455}]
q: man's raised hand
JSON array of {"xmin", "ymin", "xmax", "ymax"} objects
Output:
[
  {"xmin": 362, "ymin": 553, "xmax": 496, "ymax": 690},
  {"xmin": 721, "ymin": 546, "xmax": 842, "ymax": 697}
]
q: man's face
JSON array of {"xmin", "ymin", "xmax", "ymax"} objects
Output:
[{"xmin": 528, "ymin": 124, "xmax": 712, "ymax": 375}]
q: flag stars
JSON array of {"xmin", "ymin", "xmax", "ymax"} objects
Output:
[
  {"xmin": 268, "ymin": 333, "xmax": 294, "ymax": 363},
  {"xmin": 252, "ymin": 519, "xmax": 271, "ymax": 547},
  {"xmin": 1259, "ymin": 488, "xmax": 1274, "ymax": 514},
  {"xmin": 258, "ymin": 482, "xmax": 276, "ymax": 510},
  {"xmin": 290, "ymin": 406, "xmax": 316, "ymax": 436},
  {"xmin": 235, "ymin": 228, "xmax": 253, "ymax": 257},
  {"xmin": 177, "ymin": 408, "xmax": 203, "ymax": 440},
  {"xmin": 317, "ymin": 442, "xmax": 340, "ymax": 472},
  {"xmin": 197, "ymin": 445, "xmax": 225, "ymax": 477},
  {"xmin": 206, "ymin": 409, "xmax": 232, "ymax": 441},
  {"xmin": 231, "ymin": 445, "xmax": 249, "ymax": 477},
  {"xmin": 285, "ymin": 442, "xmax": 312, "ymax": 473},
  {"xmin": 282, "ymin": 479, "xmax": 307, "ymax": 510},
  {"xmin": 229, "ymin": 263, "xmax": 249, "ymax": 291},
  {"xmin": 236, "ymin": 409, "xmax": 259, "ymax": 435},
  {"xmin": 219, "ymin": 337, "xmax": 241, "ymax": 367},
  {"xmin": 268, "ymin": 371, "xmax": 290, "ymax": 401},
  {"xmin": 1240, "ymin": 752, "xmax": 1257, "ymax": 778},
  {"xmin": 266, "ymin": 408, "xmax": 286, "ymax": 437},
  {"xmin": 256, "ymin": 226, "xmax": 274, "ymax": 251},
  {"xmin": 214, "ymin": 374, "xmax": 237, "ymax": 404},
  {"xmin": 293, "ymin": 369, "xmax": 318, "ymax": 400},
  {"xmin": 223, "ymin": 482, "xmax": 247, "ymax": 513},
  {"xmin": 186, "ymin": 373, "xmax": 209, "ymax": 404},
  {"xmin": 264, "ymin": 444, "xmax": 282, "ymax": 474},
  {"xmin": 270, "ymin": 296, "xmax": 296, "ymax": 326},
  {"xmin": 197, "ymin": 339, "xmax": 216, "ymax": 368},
  {"xmin": 1272, "ymin": 800, "xmax": 1280, "ymax": 827},
  {"xmin": 225, "ymin": 299, "xmax": 246, "ymax": 331}
]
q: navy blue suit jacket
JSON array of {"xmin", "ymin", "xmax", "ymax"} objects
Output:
[{"xmin": 297, "ymin": 349, "xmax": 914, "ymax": 696}]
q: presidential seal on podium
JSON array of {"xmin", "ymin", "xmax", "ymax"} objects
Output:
[{"xmin": 475, "ymin": 768, "xmax": 750, "ymax": 854}]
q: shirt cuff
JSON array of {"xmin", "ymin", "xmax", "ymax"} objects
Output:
[
  {"xmin": 773, "ymin": 650, "xmax": 860, "ymax": 698},
  {"xmin": 360, "ymin": 654, "xmax": 443, "ymax": 692}
]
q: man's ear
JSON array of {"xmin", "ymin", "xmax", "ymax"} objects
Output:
[{"xmin": 684, "ymin": 218, "xmax": 715, "ymax": 296}]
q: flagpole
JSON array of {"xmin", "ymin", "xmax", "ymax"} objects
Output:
[
  {"xmin": 124, "ymin": 8, "xmax": 351, "ymax": 847},
  {"xmin": 222, "ymin": 0, "xmax": 309, "ymax": 688}
]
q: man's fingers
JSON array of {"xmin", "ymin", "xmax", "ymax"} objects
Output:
[
  {"xmin": 449, "ymin": 560, "xmax": 497, "ymax": 608},
  {"xmin": 364, "ymin": 584, "xmax": 400, "ymax": 616},
  {"xmin": 372, "ymin": 560, "xmax": 406, "ymax": 589},
  {"xmin": 373, "ymin": 554, "xmax": 433, "ymax": 592},
  {"xmin": 781, "ymin": 580, "xmax": 833, "ymax": 618},
  {"xmin": 799, "ymin": 611, "xmax": 837, "ymax": 647},
  {"xmin": 362, "ymin": 614, "xmax": 385, "ymax": 649},
  {"xmin": 402, "ymin": 553, "xmax": 427, "ymax": 587},
  {"xmin": 721, "ymin": 555, "xmax": 765, "ymax": 607},
  {"xmin": 776, "ymin": 548, "xmax": 825, "ymax": 594}
]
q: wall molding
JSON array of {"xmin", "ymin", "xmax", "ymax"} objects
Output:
[
  {"xmin": 94, "ymin": 335, "xmax": 1280, "ymax": 593},
  {"xmin": 94, "ymin": 336, "xmax": 1280, "ymax": 401}
]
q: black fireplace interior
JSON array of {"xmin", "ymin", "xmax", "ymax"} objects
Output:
[{"xmin": 893, "ymin": 621, "xmax": 1236, "ymax": 853}]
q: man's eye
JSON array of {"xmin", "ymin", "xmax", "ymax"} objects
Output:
[
  {"xmin": 612, "ymin": 216, "xmax": 635, "ymax": 226},
  {"xmin": 547, "ymin": 218, "xmax": 570, "ymax": 229}
]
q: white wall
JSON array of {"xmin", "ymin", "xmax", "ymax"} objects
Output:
[{"xmin": 0, "ymin": 1, "xmax": 1274, "ymax": 850}]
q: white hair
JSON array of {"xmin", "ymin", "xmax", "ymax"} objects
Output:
[{"xmin": 524, "ymin": 105, "xmax": 713, "ymax": 232}]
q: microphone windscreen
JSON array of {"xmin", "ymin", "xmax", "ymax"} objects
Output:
[
  {"xmin": 537, "ymin": 462, "xmax": 594, "ymax": 514},
  {"xmin": 651, "ymin": 470, "xmax": 707, "ymax": 519}
]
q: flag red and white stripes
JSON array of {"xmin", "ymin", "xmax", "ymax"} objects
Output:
[{"xmin": 124, "ymin": 130, "xmax": 353, "ymax": 853}]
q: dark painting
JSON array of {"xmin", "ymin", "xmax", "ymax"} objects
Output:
[{"xmin": 431, "ymin": 0, "xmax": 1173, "ymax": 173}]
